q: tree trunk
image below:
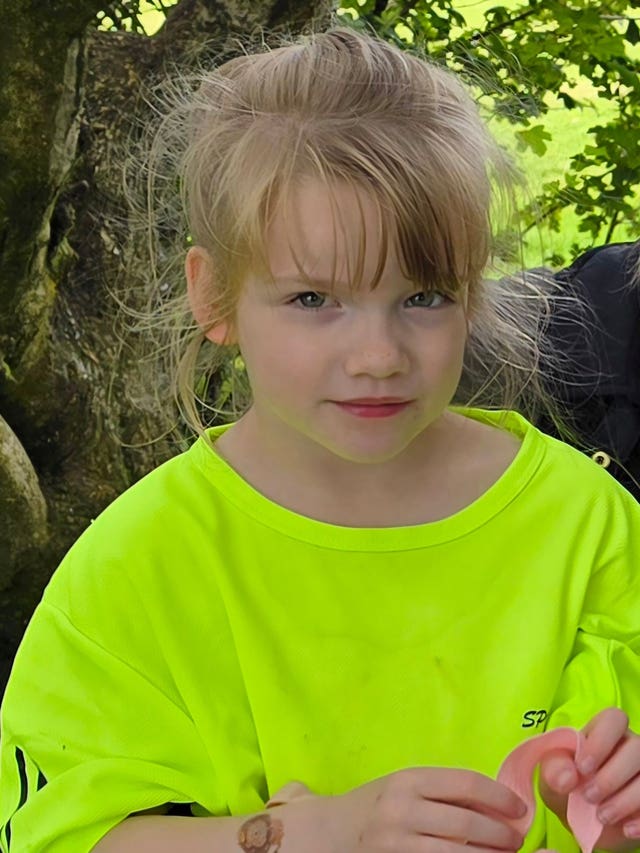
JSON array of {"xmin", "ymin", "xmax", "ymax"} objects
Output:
[{"xmin": 0, "ymin": 0, "xmax": 333, "ymax": 693}]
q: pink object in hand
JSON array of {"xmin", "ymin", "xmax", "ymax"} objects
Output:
[{"xmin": 497, "ymin": 727, "xmax": 602, "ymax": 853}]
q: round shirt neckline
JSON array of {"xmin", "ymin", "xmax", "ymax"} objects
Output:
[{"xmin": 191, "ymin": 408, "xmax": 546, "ymax": 551}]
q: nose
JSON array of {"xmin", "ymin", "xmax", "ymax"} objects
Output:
[{"xmin": 343, "ymin": 315, "xmax": 410, "ymax": 378}]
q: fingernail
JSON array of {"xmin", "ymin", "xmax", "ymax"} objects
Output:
[
  {"xmin": 516, "ymin": 799, "xmax": 528, "ymax": 817},
  {"xmin": 556, "ymin": 770, "xmax": 575, "ymax": 792},
  {"xmin": 584, "ymin": 783, "xmax": 601, "ymax": 803},
  {"xmin": 578, "ymin": 756, "xmax": 595, "ymax": 775},
  {"xmin": 598, "ymin": 806, "xmax": 615, "ymax": 824},
  {"xmin": 624, "ymin": 822, "xmax": 640, "ymax": 839}
]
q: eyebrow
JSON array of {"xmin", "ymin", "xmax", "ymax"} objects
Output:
[{"xmin": 272, "ymin": 276, "xmax": 351, "ymax": 289}]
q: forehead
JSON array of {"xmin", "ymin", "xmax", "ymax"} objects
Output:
[{"xmin": 265, "ymin": 178, "xmax": 400, "ymax": 283}]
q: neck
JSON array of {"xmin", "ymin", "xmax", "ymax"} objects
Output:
[{"xmin": 212, "ymin": 407, "xmax": 483, "ymax": 526}]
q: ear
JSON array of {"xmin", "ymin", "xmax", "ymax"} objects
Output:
[{"xmin": 185, "ymin": 246, "xmax": 235, "ymax": 345}]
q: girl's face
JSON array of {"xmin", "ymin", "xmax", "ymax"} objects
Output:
[{"xmin": 196, "ymin": 179, "xmax": 469, "ymax": 466}]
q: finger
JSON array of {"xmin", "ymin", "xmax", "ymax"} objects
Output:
[
  {"xmin": 539, "ymin": 749, "xmax": 579, "ymax": 794},
  {"xmin": 593, "ymin": 773, "xmax": 640, "ymax": 827},
  {"xmin": 578, "ymin": 708, "xmax": 629, "ymax": 776},
  {"xmin": 581, "ymin": 733, "xmax": 640, "ymax": 805},
  {"xmin": 413, "ymin": 800, "xmax": 523, "ymax": 850},
  {"xmin": 410, "ymin": 769, "xmax": 527, "ymax": 819},
  {"xmin": 621, "ymin": 811, "xmax": 640, "ymax": 842}
]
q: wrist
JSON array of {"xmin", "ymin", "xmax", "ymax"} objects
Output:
[{"xmin": 272, "ymin": 793, "xmax": 343, "ymax": 853}]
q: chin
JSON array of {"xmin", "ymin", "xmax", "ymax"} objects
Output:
[{"xmin": 323, "ymin": 439, "xmax": 413, "ymax": 465}]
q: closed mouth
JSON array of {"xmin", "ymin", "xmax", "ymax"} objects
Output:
[{"xmin": 336, "ymin": 398, "xmax": 410, "ymax": 405}]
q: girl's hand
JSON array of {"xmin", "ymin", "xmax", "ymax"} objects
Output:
[
  {"xmin": 324, "ymin": 767, "xmax": 526, "ymax": 852},
  {"xmin": 540, "ymin": 708, "xmax": 640, "ymax": 852}
]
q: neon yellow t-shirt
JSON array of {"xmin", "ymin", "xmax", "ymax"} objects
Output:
[{"xmin": 1, "ymin": 409, "xmax": 640, "ymax": 852}]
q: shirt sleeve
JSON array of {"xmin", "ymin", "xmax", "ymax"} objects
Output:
[
  {"xmin": 548, "ymin": 489, "xmax": 640, "ymax": 731},
  {"xmin": 544, "ymin": 486, "xmax": 640, "ymax": 852},
  {"xmin": 0, "ymin": 598, "xmax": 219, "ymax": 852}
]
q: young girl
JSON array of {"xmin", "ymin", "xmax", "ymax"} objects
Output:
[{"xmin": 2, "ymin": 26, "xmax": 640, "ymax": 853}]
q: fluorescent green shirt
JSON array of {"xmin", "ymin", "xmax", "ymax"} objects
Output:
[{"xmin": 2, "ymin": 409, "xmax": 640, "ymax": 852}]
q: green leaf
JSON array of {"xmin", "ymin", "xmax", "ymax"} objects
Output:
[
  {"xmin": 558, "ymin": 92, "xmax": 577, "ymax": 109},
  {"xmin": 514, "ymin": 124, "xmax": 553, "ymax": 156},
  {"xmin": 626, "ymin": 18, "xmax": 640, "ymax": 45}
]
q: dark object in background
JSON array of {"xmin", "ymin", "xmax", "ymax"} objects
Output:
[{"xmin": 537, "ymin": 241, "xmax": 640, "ymax": 500}]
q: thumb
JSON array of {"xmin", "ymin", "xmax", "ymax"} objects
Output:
[
  {"xmin": 540, "ymin": 748, "xmax": 579, "ymax": 794},
  {"xmin": 266, "ymin": 780, "xmax": 316, "ymax": 808},
  {"xmin": 539, "ymin": 748, "xmax": 578, "ymax": 820}
]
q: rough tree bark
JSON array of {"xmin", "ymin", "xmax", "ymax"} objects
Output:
[{"xmin": 0, "ymin": 0, "xmax": 334, "ymax": 694}]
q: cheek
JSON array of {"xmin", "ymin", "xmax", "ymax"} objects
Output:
[
  {"xmin": 422, "ymin": 315, "xmax": 467, "ymax": 368},
  {"xmin": 449, "ymin": 311, "xmax": 470, "ymax": 362},
  {"xmin": 238, "ymin": 328, "xmax": 318, "ymax": 393}
]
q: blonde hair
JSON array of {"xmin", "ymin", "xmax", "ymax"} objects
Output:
[{"xmin": 126, "ymin": 25, "xmax": 580, "ymax": 437}]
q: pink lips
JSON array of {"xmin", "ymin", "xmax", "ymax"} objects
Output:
[{"xmin": 333, "ymin": 397, "xmax": 412, "ymax": 418}]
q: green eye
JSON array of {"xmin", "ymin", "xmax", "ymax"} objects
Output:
[
  {"xmin": 406, "ymin": 291, "xmax": 446, "ymax": 308},
  {"xmin": 295, "ymin": 292, "xmax": 326, "ymax": 309}
]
